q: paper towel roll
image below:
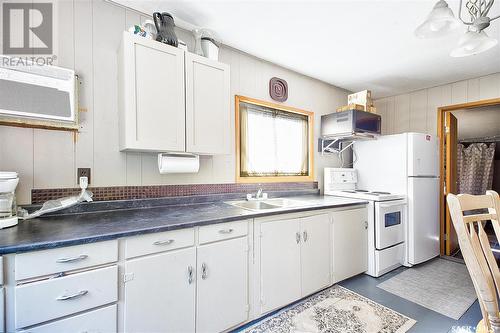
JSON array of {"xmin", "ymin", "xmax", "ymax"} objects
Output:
[{"xmin": 158, "ymin": 153, "xmax": 200, "ymax": 174}]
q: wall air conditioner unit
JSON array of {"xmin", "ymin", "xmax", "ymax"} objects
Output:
[{"xmin": 0, "ymin": 56, "xmax": 78, "ymax": 131}]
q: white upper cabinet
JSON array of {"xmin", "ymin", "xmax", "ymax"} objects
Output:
[
  {"xmin": 332, "ymin": 208, "xmax": 368, "ymax": 283},
  {"xmin": 119, "ymin": 32, "xmax": 185, "ymax": 152},
  {"xmin": 300, "ymin": 214, "xmax": 331, "ymax": 296},
  {"xmin": 118, "ymin": 32, "xmax": 231, "ymax": 155},
  {"xmin": 185, "ymin": 53, "xmax": 231, "ymax": 155}
]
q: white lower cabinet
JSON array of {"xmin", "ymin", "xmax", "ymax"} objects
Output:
[
  {"xmin": 196, "ymin": 237, "xmax": 248, "ymax": 333},
  {"xmin": 300, "ymin": 214, "xmax": 332, "ymax": 296},
  {"xmin": 123, "ymin": 247, "xmax": 196, "ymax": 333},
  {"xmin": 0, "ymin": 287, "xmax": 4, "ymax": 333},
  {"xmin": 332, "ymin": 208, "xmax": 368, "ymax": 283},
  {"xmin": 19, "ymin": 304, "xmax": 117, "ymax": 333},
  {"xmin": 123, "ymin": 223, "xmax": 249, "ymax": 333},
  {"xmin": 259, "ymin": 213, "xmax": 331, "ymax": 314},
  {"xmin": 1, "ymin": 207, "xmax": 367, "ymax": 333},
  {"xmin": 260, "ymin": 218, "xmax": 301, "ymax": 314}
]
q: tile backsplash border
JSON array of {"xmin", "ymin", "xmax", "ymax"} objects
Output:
[{"xmin": 31, "ymin": 182, "xmax": 318, "ymax": 204}]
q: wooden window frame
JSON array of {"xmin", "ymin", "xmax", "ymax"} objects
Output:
[{"xmin": 235, "ymin": 95, "xmax": 314, "ymax": 183}]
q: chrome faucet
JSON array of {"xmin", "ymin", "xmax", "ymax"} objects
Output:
[{"xmin": 246, "ymin": 187, "xmax": 267, "ymax": 201}]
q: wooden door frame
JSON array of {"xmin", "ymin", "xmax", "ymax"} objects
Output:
[{"xmin": 437, "ymin": 97, "xmax": 500, "ymax": 255}]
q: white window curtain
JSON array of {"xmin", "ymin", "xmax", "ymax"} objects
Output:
[{"xmin": 240, "ymin": 102, "xmax": 309, "ymax": 177}]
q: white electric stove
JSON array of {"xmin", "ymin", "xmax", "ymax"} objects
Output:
[
  {"xmin": 326, "ymin": 189, "xmax": 405, "ymax": 202},
  {"xmin": 324, "ymin": 168, "xmax": 407, "ymax": 277}
]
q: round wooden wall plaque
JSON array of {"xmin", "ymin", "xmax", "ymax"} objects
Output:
[{"xmin": 269, "ymin": 77, "xmax": 288, "ymax": 102}]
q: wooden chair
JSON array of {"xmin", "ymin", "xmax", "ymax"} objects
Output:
[{"xmin": 447, "ymin": 190, "xmax": 500, "ymax": 333}]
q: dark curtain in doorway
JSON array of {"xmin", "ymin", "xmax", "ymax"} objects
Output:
[{"xmin": 457, "ymin": 143, "xmax": 496, "ymax": 195}]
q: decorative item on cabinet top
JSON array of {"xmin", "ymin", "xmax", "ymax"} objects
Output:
[
  {"xmin": 128, "ymin": 20, "xmax": 156, "ymax": 40},
  {"xmin": 153, "ymin": 12, "xmax": 178, "ymax": 47}
]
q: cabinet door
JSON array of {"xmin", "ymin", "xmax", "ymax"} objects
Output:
[
  {"xmin": 135, "ymin": 43, "xmax": 185, "ymax": 151},
  {"xmin": 197, "ymin": 237, "xmax": 248, "ymax": 333},
  {"xmin": 332, "ymin": 208, "xmax": 368, "ymax": 283},
  {"xmin": 300, "ymin": 214, "xmax": 331, "ymax": 296},
  {"xmin": 260, "ymin": 218, "xmax": 301, "ymax": 314},
  {"xmin": 123, "ymin": 248, "xmax": 195, "ymax": 333},
  {"xmin": 0, "ymin": 287, "xmax": 4, "ymax": 333},
  {"xmin": 120, "ymin": 33, "xmax": 185, "ymax": 152},
  {"xmin": 185, "ymin": 53, "xmax": 230, "ymax": 155}
]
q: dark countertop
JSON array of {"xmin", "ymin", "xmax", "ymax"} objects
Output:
[{"xmin": 0, "ymin": 195, "xmax": 367, "ymax": 255}]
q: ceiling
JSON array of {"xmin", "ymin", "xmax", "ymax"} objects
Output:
[
  {"xmin": 452, "ymin": 106, "xmax": 500, "ymax": 140},
  {"xmin": 113, "ymin": 0, "xmax": 500, "ymax": 98}
]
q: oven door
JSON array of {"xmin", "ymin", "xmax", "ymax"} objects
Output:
[{"xmin": 375, "ymin": 200, "xmax": 406, "ymax": 250}]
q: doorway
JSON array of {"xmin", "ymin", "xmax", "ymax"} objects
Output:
[{"xmin": 438, "ymin": 98, "xmax": 500, "ymax": 257}]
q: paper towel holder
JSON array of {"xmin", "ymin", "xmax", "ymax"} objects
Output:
[
  {"xmin": 158, "ymin": 152, "xmax": 200, "ymax": 174},
  {"xmin": 159, "ymin": 152, "xmax": 198, "ymax": 159}
]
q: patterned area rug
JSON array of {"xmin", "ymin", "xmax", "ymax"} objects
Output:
[{"xmin": 240, "ymin": 285, "xmax": 416, "ymax": 333}]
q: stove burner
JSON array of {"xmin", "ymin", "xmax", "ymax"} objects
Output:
[{"xmin": 339, "ymin": 190, "xmax": 393, "ymax": 197}]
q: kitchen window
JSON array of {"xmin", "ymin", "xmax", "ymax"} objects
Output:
[{"xmin": 236, "ymin": 96, "xmax": 314, "ymax": 182}]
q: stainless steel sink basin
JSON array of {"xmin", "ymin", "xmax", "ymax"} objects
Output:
[
  {"xmin": 228, "ymin": 201, "xmax": 278, "ymax": 210},
  {"xmin": 226, "ymin": 198, "xmax": 307, "ymax": 211},
  {"xmin": 264, "ymin": 198, "xmax": 305, "ymax": 208}
]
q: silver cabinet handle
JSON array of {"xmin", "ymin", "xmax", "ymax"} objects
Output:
[
  {"xmin": 187, "ymin": 265, "xmax": 194, "ymax": 284},
  {"xmin": 153, "ymin": 239, "xmax": 175, "ymax": 246},
  {"xmin": 296, "ymin": 232, "xmax": 301, "ymax": 244},
  {"xmin": 364, "ymin": 221, "xmax": 368, "ymax": 229},
  {"xmin": 218, "ymin": 228, "xmax": 234, "ymax": 234},
  {"xmin": 56, "ymin": 254, "xmax": 88, "ymax": 263},
  {"xmin": 56, "ymin": 290, "xmax": 88, "ymax": 301},
  {"xmin": 201, "ymin": 263, "xmax": 208, "ymax": 280},
  {"xmin": 303, "ymin": 231, "xmax": 308, "ymax": 242}
]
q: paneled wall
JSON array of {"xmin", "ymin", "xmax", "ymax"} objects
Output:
[
  {"xmin": 0, "ymin": 0, "xmax": 349, "ymax": 204},
  {"xmin": 374, "ymin": 73, "xmax": 500, "ymax": 136}
]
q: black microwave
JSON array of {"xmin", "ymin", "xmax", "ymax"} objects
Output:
[{"xmin": 321, "ymin": 110, "xmax": 381, "ymax": 138}]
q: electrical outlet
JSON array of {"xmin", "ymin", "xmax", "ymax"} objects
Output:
[{"xmin": 77, "ymin": 168, "xmax": 91, "ymax": 184}]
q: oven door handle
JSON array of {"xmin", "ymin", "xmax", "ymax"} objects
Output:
[{"xmin": 378, "ymin": 203, "xmax": 405, "ymax": 209}]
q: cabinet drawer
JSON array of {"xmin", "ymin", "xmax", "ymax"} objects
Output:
[
  {"xmin": 15, "ymin": 266, "xmax": 118, "ymax": 328},
  {"xmin": 15, "ymin": 240, "xmax": 118, "ymax": 281},
  {"xmin": 125, "ymin": 228, "xmax": 195, "ymax": 259},
  {"xmin": 19, "ymin": 304, "xmax": 117, "ymax": 333},
  {"xmin": 198, "ymin": 220, "xmax": 248, "ymax": 245}
]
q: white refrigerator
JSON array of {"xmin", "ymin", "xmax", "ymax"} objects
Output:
[{"xmin": 354, "ymin": 132, "xmax": 440, "ymax": 265}]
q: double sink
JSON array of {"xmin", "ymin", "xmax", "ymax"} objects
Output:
[{"xmin": 226, "ymin": 198, "xmax": 308, "ymax": 211}]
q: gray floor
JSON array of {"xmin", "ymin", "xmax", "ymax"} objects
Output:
[{"xmin": 339, "ymin": 264, "xmax": 482, "ymax": 333}]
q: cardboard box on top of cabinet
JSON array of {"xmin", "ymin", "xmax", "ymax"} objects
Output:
[
  {"xmin": 336, "ymin": 103, "xmax": 365, "ymax": 112},
  {"xmin": 336, "ymin": 90, "xmax": 377, "ymax": 113},
  {"xmin": 348, "ymin": 90, "xmax": 372, "ymax": 105},
  {"xmin": 336, "ymin": 104, "xmax": 377, "ymax": 113}
]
